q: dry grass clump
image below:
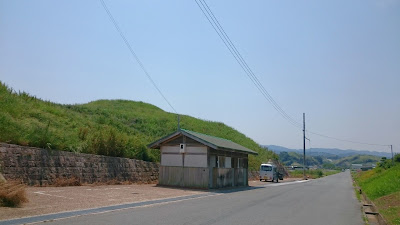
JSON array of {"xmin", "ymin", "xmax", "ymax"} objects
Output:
[
  {"xmin": 105, "ymin": 179, "xmax": 130, "ymax": 185},
  {"xmin": 92, "ymin": 179, "xmax": 133, "ymax": 186},
  {"xmin": 85, "ymin": 179, "xmax": 157, "ymax": 186},
  {"xmin": 0, "ymin": 181, "xmax": 28, "ymax": 207},
  {"xmin": 53, "ymin": 177, "xmax": 81, "ymax": 187}
]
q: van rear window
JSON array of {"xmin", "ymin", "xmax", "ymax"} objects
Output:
[{"xmin": 261, "ymin": 165, "xmax": 272, "ymax": 171}]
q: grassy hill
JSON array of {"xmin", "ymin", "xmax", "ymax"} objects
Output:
[
  {"xmin": 353, "ymin": 156, "xmax": 400, "ymax": 224},
  {"xmin": 277, "ymin": 150, "xmax": 380, "ymax": 169},
  {"xmin": 267, "ymin": 145, "xmax": 392, "ymax": 159},
  {"xmin": 277, "ymin": 151, "xmax": 322, "ymax": 167},
  {"xmin": 334, "ymin": 154, "xmax": 380, "ymax": 168},
  {"xmin": 0, "ymin": 82, "xmax": 276, "ymax": 170}
]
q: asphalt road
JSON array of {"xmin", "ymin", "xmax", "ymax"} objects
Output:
[{"xmin": 33, "ymin": 171, "xmax": 363, "ymax": 225}]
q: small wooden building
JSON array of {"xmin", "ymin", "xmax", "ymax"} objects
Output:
[{"xmin": 148, "ymin": 129, "xmax": 258, "ymax": 189}]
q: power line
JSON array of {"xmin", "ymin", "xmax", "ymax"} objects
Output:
[
  {"xmin": 100, "ymin": 0, "xmax": 392, "ymax": 149},
  {"xmin": 195, "ymin": 0, "xmax": 302, "ymax": 129},
  {"xmin": 194, "ymin": 0, "xmax": 391, "ymax": 148},
  {"xmin": 100, "ymin": 0, "xmax": 177, "ymax": 114},
  {"xmin": 202, "ymin": 1, "xmax": 301, "ymax": 128},
  {"xmin": 202, "ymin": 0, "xmax": 302, "ymax": 128},
  {"xmin": 306, "ymin": 130, "xmax": 390, "ymax": 147}
]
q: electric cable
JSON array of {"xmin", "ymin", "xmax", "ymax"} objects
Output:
[
  {"xmin": 100, "ymin": 0, "xmax": 177, "ymax": 114},
  {"xmin": 195, "ymin": 0, "xmax": 302, "ymax": 128},
  {"xmin": 306, "ymin": 130, "xmax": 390, "ymax": 147},
  {"xmin": 200, "ymin": 0, "xmax": 301, "ymax": 128},
  {"xmin": 194, "ymin": 0, "xmax": 391, "ymax": 148}
]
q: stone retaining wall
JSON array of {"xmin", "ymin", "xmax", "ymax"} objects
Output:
[{"xmin": 0, "ymin": 143, "xmax": 159, "ymax": 186}]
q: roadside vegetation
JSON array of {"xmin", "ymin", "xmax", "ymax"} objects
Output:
[
  {"xmin": 353, "ymin": 155, "xmax": 400, "ymax": 225},
  {"xmin": 335, "ymin": 154, "xmax": 381, "ymax": 168},
  {"xmin": 0, "ymin": 82, "xmax": 277, "ymax": 170},
  {"xmin": 288, "ymin": 169, "xmax": 340, "ymax": 179},
  {"xmin": 0, "ymin": 181, "xmax": 28, "ymax": 207},
  {"xmin": 278, "ymin": 151, "xmax": 381, "ymax": 170}
]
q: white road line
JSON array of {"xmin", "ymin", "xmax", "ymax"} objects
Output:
[
  {"xmin": 47, "ymin": 190, "xmax": 64, "ymax": 193},
  {"xmin": 25, "ymin": 193, "xmax": 222, "ymax": 225},
  {"xmin": 85, "ymin": 187, "xmax": 129, "ymax": 191},
  {"xmin": 264, "ymin": 180, "xmax": 310, "ymax": 187},
  {"xmin": 33, "ymin": 191, "xmax": 73, "ymax": 200}
]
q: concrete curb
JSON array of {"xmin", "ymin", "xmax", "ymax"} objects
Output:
[{"xmin": 357, "ymin": 187, "xmax": 388, "ymax": 225}]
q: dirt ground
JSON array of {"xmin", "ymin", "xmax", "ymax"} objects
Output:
[{"xmin": 0, "ymin": 178, "xmax": 302, "ymax": 221}]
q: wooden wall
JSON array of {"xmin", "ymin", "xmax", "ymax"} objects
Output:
[
  {"xmin": 159, "ymin": 166, "xmax": 209, "ymax": 189},
  {"xmin": 210, "ymin": 168, "xmax": 247, "ymax": 188}
]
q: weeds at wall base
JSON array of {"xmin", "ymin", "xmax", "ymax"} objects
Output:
[
  {"xmin": 53, "ymin": 177, "xmax": 82, "ymax": 187},
  {"xmin": 32, "ymin": 177, "xmax": 158, "ymax": 187},
  {"xmin": 0, "ymin": 181, "xmax": 28, "ymax": 207}
]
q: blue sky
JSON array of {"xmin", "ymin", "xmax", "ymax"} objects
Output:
[{"xmin": 1, "ymin": 0, "xmax": 399, "ymax": 153}]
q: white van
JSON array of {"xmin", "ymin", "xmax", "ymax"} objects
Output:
[{"xmin": 259, "ymin": 163, "xmax": 278, "ymax": 182}]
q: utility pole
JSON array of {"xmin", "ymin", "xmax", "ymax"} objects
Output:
[
  {"xmin": 391, "ymin": 145, "xmax": 394, "ymax": 165},
  {"xmin": 303, "ymin": 113, "xmax": 306, "ymax": 180}
]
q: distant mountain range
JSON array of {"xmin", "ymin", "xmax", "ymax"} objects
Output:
[
  {"xmin": 263, "ymin": 145, "xmax": 389, "ymax": 169},
  {"xmin": 265, "ymin": 145, "xmax": 392, "ymax": 159}
]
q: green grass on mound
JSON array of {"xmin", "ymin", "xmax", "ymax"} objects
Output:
[
  {"xmin": 353, "ymin": 163, "xmax": 400, "ymax": 225},
  {"xmin": 288, "ymin": 169, "xmax": 340, "ymax": 179},
  {"xmin": 374, "ymin": 191, "xmax": 400, "ymax": 225},
  {"xmin": 0, "ymin": 82, "xmax": 277, "ymax": 170},
  {"xmin": 354, "ymin": 164, "xmax": 400, "ymax": 200}
]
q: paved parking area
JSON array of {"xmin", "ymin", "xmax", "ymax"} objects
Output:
[
  {"xmin": 0, "ymin": 178, "xmax": 302, "ymax": 221},
  {"xmin": 0, "ymin": 184, "xmax": 204, "ymax": 221}
]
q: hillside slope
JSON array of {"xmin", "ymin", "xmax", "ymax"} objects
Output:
[
  {"xmin": 334, "ymin": 155, "xmax": 380, "ymax": 168},
  {"xmin": 353, "ymin": 158, "xmax": 400, "ymax": 224},
  {"xmin": 277, "ymin": 150, "xmax": 380, "ymax": 169},
  {"xmin": 267, "ymin": 145, "xmax": 392, "ymax": 158},
  {"xmin": 0, "ymin": 82, "xmax": 276, "ymax": 170}
]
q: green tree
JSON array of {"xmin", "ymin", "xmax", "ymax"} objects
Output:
[
  {"xmin": 394, "ymin": 154, "xmax": 400, "ymax": 163},
  {"xmin": 322, "ymin": 163, "xmax": 335, "ymax": 170}
]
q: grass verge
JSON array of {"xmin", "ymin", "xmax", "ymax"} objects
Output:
[
  {"xmin": 353, "ymin": 163, "xmax": 400, "ymax": 225},
  {"xmin": 288, "ymin": 169, "xmax": 340, "ymax": 179},
  {"xmin": 374, "ymin": 192, "xmax": 400, "ymax": 225}
]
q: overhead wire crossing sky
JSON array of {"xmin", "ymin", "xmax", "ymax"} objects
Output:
[
  {"xmin": 100, "ymin": 0, "xmax": 178, "ymax": 114},
  {"xmin": 194, "ymin": 0, "xmax": 302, "ymax": 129},
  {"xmin": 194, "ymin": 0, "xmax": 391, "ymax": 148}
]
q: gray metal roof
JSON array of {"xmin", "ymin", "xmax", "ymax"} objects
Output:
[{"xmin": 147, "ymin": 129, "xmax": 258, "ymax": 155}]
